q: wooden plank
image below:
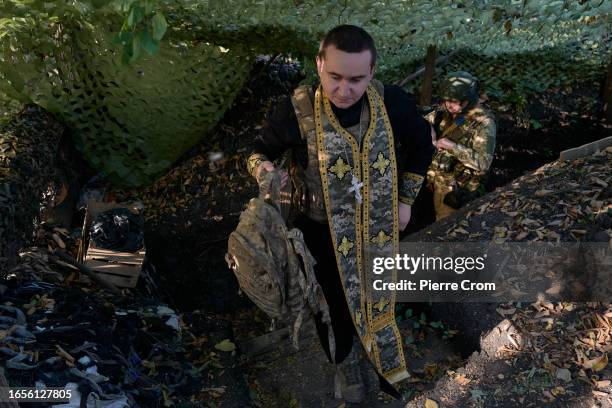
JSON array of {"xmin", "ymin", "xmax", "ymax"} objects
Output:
[
  {"xmin": 54, "ymin": 250, "xmax": 123, "ymax": 296},
  {"xmin": 84, "ymin": 259, "xmax": 140, "ymax": 275},
  {"xmin": 240, "ymin": 319, "xmax": 317, "ymax": 358},
  {"xmin": 80, "ymin": 271, "xmax": 138, "ymax": 288},
  {"xmin": 86, "ymin": 247, "xmax": 145, "ymax": 264},
  {"xmin": 241, "ymin": 327, "xmax": 290, "ymax": 358},
  {"xmin": 83, "ymin": 259, "xmax": 140, "ymax": 288},
  {"xmin": 559, "ymin": 136, "xmax": 612, "ymax": 161}
]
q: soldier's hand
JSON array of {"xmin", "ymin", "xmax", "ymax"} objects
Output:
[
  {"xmin": 399, "ymin": 202, "xmax": 412, "ymax": 231},
  {"xmin": 436, "ymin": 139, "xmax": 456, "ymax": 151}
]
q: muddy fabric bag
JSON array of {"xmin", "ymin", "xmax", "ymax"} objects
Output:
[{"xmin": 226, "ymin": 171, "xmax": 332, "ymax": 349}]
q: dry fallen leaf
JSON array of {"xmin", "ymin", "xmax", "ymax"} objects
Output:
[
  {"xmin": 425, "ymin": 398, "xmax": 439, "ymax": 408},
  {"xmin": 583, "ymin": 354, "xmax": 608, "ymax": 372},
  {"xmin": 535, "ymin": 189, "xmax": 554, "ymax": 197},
  {"xmin": 497, "ymin": 307, "xmax": 516, "ymax": 317},
  {"xmin": 454, "ymin": 373, "xmax": 471, "ymax": 386}
]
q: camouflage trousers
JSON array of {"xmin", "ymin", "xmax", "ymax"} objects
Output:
[{"xmin": 431, "ymin": 173, "xmax": 457, "ymax": 220}]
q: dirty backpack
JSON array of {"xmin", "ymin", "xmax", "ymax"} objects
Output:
[{"xmin": 225, "ymin": 171, "xmax": 333, "ymax": 349}]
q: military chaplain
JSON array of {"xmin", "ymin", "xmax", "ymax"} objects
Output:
[
  {"xmin": 247, "ymin": 25, "xmax": 434, "ymax": 403},
  {"xmin": 426, "ymin": 72, "xmax": 497, "ymax": 220}
]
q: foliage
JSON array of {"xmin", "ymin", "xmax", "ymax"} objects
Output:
[{"xmin": 0, "ymin": 0, "xmax": 610, "ymax": 186}]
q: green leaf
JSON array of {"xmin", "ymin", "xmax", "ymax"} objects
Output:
[
  {"xmin": 129, "ymin": 30, "xmax": 143, "ymax": 62},
  {"xmin": 127, "ymin": 4, "xmax": 144, "ymax": 27},
  {"xmin": 529, "ymin": 119, "xmax": 542, "ymax": 129},
  {"xmin": 143, "ymin": 0, "xmax": 154, "ymax": 15},
  {"xmin": 214, "ymin": 339, "xmax": 236, "ymax": 352},
  {"xmin": 112, "ymin": 30, "xmax": 132, "ymax": 45},
  {"xmin": 430, "ymin": 321, "xmax": 444, "ymax": 329},
  {"xmin": 121, "ymin": 41, "xmax": 133, "ymax": 64},
  {"xmin": 141, "ymin": 30, "xmax": 160, "ymax": 55},
  {"xmin": 151, "ymin": 12, "xmax": 167, "ymax": 41},
  {"xmin": 420, "ymin": 312, "xmax": 427, "ymax": 323}
]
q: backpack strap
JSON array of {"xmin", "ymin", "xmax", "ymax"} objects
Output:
[{"xmin": 291, "ymin": 85, "xmax": 315, "ymax": 141}]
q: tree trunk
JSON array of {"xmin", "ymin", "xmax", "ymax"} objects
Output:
[{"xmin": 419, "ymin": 44, "xmax": 437, "ymax": 107}]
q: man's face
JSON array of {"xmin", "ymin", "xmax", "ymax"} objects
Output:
[
  {"xmin": 316, "ymin": 45, "xmax": 374, "ymax": 109},
  {"xmin": 444, "ymin": 99, "xmax": 469, "ymax": 114}
]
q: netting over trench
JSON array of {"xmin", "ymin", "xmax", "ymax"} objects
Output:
[{"xmin": 0, "ymin": 1, "xmax": 609, "ymax": 186}]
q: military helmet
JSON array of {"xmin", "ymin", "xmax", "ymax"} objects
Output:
[{"xmin": 440, "ymin": 71, "xmax": 480, "ymax": 104}]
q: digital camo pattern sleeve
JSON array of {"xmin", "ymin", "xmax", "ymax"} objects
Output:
[
  {"xmin": 384, "ymin": 86, "xmax": 435, "ymax": 206},
  {"xmin": 448, "ymin": 108, "xmax": 496, "ymax": 174},
  {"xmin": 246, "ymin": 96, "xmax": 302, "ymax": 179}
]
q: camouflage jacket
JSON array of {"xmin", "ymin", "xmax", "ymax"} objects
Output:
[{"xmin": 426, "ymin": 105, "xmax": 496, "ymax": 190}]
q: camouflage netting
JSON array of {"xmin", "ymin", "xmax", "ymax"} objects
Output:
[
  {"xmin": 0, "ymin": 2, "xmax": 251, "ymax": 187},
  {"xmin": 0, "ymin": 0, "xmax": 609, "ymax": 187},
  {"xmin": 0, "ymin": 106, "xmax": 64, "ymax": 273},
  {"xmin": 400, "ymin": 49, "xmax": 608, "ymax": 102}
]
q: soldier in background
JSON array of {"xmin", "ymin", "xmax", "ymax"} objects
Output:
[{"xmin": 426, "ymin": 71, "xmax": 496, "ymax": 220}]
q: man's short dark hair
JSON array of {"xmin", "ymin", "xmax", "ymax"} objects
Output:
[{"xmin": 318, "ymin": 25, "xmax": 377, "ymax": 67}]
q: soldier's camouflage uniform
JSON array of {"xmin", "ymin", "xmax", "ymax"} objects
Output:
[{"xmin": 426, "ymin": 105, "xmax": 496, "ymax": 219}]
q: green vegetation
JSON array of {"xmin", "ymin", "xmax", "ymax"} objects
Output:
[{"xmin": 1, "ymin": 1, "xmax": 609, "ymax": 186}]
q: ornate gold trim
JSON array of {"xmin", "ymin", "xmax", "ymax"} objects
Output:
[
  {"xmin": 364, "ymin": 84, "xmax": 408, "ymax": 382},
  {"xmin": 315, "ymin": 85, "xmax": 369, "ymax": 351}
]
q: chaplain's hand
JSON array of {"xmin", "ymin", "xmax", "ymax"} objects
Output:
[
  {"xmin": 256, "ymin": 161, "xmax": 288, "ymax": 188},
  {"xmin": 399, "ymin": 202, "xmax": 412, "ymax": 231}
]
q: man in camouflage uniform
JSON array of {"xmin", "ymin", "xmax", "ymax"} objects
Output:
[
  {"xmin": 426, "ymin": 71, "xmax": 496, "ymax": 220},
  {"xmin": 247, "ymin": 25, "xmax": 434, "ymax": 404}
]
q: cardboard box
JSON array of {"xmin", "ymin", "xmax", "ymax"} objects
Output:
[{"xmin": 79, "ymin": 199, "xmax": 144, "ymax": 288}]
